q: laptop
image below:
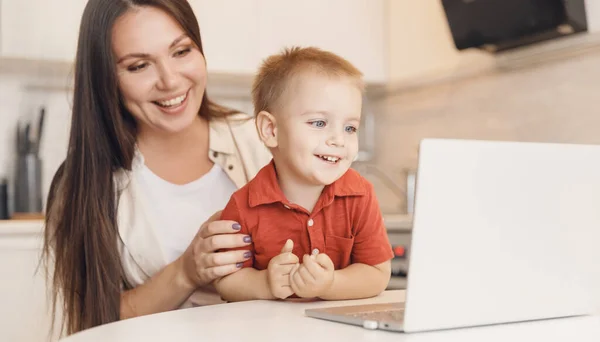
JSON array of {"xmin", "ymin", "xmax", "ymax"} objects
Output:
[{"xmin": 306, "ymin": 139, "xmax": 600, "ymax": 333}]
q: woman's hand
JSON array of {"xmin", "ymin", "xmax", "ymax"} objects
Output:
[{"xmin": 178, "ymin": 211, "xmax": 252, "ymax": 288}]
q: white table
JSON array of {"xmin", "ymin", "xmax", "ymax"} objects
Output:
[{"xmin": 61, "ymin": 290, "xmax": 600, "ymax": 342}]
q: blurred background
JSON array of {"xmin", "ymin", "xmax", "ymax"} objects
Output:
[
  {"xmin": 3, "ymin": 0, "xmax": 600, "ymax": 217},
  {"xmin": 2, "ymin": 0, "xmax": 600, "ymax": 340}
]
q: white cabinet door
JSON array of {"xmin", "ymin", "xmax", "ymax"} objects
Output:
[
  {"xmin": 1, "ymin": 0, "xmax": 387, "ymax": 81},
  {"xmin": 0, "ymin": 0, "xmax": 85, "ymax": 62},
  {"xmin": 0, "ymin": 222, "xmax": 61, "ymax": 342},
  {"xmin": 0, "ymin": 0, "xmax": 40, "ymax": 59},
  {"xmin": 188, "ymin": 0, "xmax": 260, "ymax": 74},
  {"xmin": 257, "ymin": 0, "xmax": 387, "ymax": 83}
]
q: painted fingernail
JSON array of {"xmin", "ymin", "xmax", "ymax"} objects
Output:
[
  {"xmin": 243, "ymin": 236, "xmax": 252, "ymax": 243},
  {"xmin": 232, "ymin": 223, "xmax": 241, "ymax": 230},
  {"xmin": 243, "ymin": 251, "xmax": 252, "ymax": 259},
  {"xmin": 236, "ymin": 262, "xmax": 244, "ymax": 268}
]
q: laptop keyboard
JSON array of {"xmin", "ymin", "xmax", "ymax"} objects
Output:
[{"xmin": 349, "ymin": 309, "xmax": 404, "ymax": 322}]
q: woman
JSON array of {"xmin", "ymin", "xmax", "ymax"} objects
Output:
[{"xmin": 42, "ymin": 0, "xmax": 270, "ymax": 335}]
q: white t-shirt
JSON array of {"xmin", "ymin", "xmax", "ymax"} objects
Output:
[{"xmin": 138, "ymin": 163, "xmax": 238, "ymax": 264}]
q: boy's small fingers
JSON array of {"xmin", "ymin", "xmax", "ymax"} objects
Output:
[
  {"xmin": 289, "ymin": 274, "xmax": 300, "ymax": 294},
  {"xmin": 292, "ymin": 269, "xmax": 306, "ymax": 288},
  {"xmin": 316, "ymin": 253, "xmax": 334, "ymax": 270},
  {"xmin": 280, "ymin": 239, "xmax": 294, "ymax": 253},
  {"xmin": 302, "ymin": 254, "xmax": 323, "ymax": 276},
  {"xmin": 280, "ymin": 252, "xmax": 299, "ymax": 265},
  {"xmin": 278, "ymin": 264, "xmax": 297, "ymax": 275},
  {"xmin": 271, "ymin": 251, "xmax": 298, "ymax": 266},
  {"xmin": 298, "ymin": 263, "xmax": 316, "ymax": 283}
]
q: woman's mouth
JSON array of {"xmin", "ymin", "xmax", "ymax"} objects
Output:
[
  {"xmin": 153, "ymin": 91, "xmax": 188, "ymax": 108},
  {"xmin": 315, "ymin": 154, "xmax": 341, "ymax": 164}
]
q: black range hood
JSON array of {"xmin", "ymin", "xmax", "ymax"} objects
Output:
[{"xmin": 441, "ymin": 0, "xmax": 588, "ymax": 52}]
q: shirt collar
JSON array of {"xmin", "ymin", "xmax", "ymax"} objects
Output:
[
  {"xmin": 209, "ymin": 118, "xmax": 236, "ymax": 155},
  {"xmin": 248, "ymin": 160, "xmax": 367, "ymax": 208}
]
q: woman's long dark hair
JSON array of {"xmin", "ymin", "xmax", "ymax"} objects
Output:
[{"xmin": 42, "ymin": 0, "xmax": 235, "ymax": 335}]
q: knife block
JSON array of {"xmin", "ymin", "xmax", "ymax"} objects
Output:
[{"xmin": 14, "ymin": 154, "xmax": 43, "ymax": 213}]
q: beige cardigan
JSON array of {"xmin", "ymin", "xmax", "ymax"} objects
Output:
[{"xmin": 114, "ymin": 114, "xmax": 271, "ymax": 307}]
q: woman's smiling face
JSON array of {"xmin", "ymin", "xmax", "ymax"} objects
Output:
[{"xmin": 112, "ymin": 6, "xmax": 207, "ymax": 135}]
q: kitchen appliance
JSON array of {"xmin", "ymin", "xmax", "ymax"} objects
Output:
[
  {"xmin": 442, "ymin": 0, "xmax": 587, "ymax": 52},
  {"xmin": 14, "ymin": 107, "xmax": 45, "ymax": 214},
  {"xmin": 385, "ymin": 214, "xmax": 412, "ymax": 288},
  {"xmin": 0, "ymin": 178, "xmax": 8, "ymax": 220}
]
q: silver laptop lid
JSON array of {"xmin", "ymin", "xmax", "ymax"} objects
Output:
[{"xmin": 404, "ymin": 139, "xmax": 600, "ymax": 332}]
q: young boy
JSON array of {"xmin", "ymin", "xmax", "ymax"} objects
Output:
[{"xmin": 214, "ymin": 47, "xmax": 393, "ymax": 302}]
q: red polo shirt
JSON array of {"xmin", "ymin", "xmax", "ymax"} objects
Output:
[{"xmin": 220, "ymin": 160, "xmax": 394, "ymax": 270}]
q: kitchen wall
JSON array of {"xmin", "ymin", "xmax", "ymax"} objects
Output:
[
  {"xmin": 386, "ymin": 0, "xmax": 495, "ymax": 86},
  {"xmin": 367, "ymin": 50, "xmax": 600, "ymax": 214}
]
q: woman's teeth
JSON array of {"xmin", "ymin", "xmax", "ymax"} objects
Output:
[
  {"xmin": 317, "ymin": 155, "xmax": 340, "ymax": 163},
  {"xmin": 155, "ymin": 93, "xmax": 186, "ymax": 107}
]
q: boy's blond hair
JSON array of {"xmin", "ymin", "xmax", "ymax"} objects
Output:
[{"xmin": 252, "ymin": 46, "xmax": 364, "ymax": 117}]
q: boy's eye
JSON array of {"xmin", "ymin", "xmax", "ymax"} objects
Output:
[
  {"xmin": 345, "ymin": 126, "xmax": 358, "ymax": 133},
  {"xmin": 127, "ymin": 63, "xmax": 148, "ymax": 72},
  {"xmin": 309, "ymin": 120, "xmax": 326, "ymax": 128}
]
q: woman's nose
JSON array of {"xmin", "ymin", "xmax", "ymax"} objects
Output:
[{"xmin": 155, "ymin": 62, "xmax": 178, "ymax": 90}]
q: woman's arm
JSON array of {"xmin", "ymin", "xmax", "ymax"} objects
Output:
[
  {"xmin": 121, "ymin": 211, "xmax": 252, "ymax": 319},
  {"xmin": 120, "ymin": 258, "xmax": 194, "ymax": 319}
]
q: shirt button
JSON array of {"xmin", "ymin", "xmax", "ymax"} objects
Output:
[
  {"xmin": 213, "ymin": 151, "xmax": 218, "ymax": 158},
  {"xmin": 228, "ymin": 165, "xmax": 234, "ymax": 170},
  {"xmin": 311, "ymin": 248, "xmax": 320, "ymax": 256},
  {"xmin": 307, "ymin": 219, "xmax": 314, "ymax": 227}
]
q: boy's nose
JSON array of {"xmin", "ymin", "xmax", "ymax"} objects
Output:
[{"xmin": 326, "ymin": 131, "xmax": 345, "ymax": 147}]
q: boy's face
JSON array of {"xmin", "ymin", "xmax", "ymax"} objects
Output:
[{"xmin": 271, "ymin": 73, "xmax": 362, "ymax": 186}]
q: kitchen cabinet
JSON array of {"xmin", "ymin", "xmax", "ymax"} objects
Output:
[
  {"xmin": 1, "ymin": 0, "xmax": 387, "ymax": 83},
  {"xmin": 188, "ymin": 0, "xmax": 261, "ymax": 74},
  {"xmin": 0, "ymin": 220, "xmax": 60, "ymax": 342},
  {"xmin": 0, "ymin": 0, "xmax": 85, "ymax": 62},
  {"xmin": 189, "ymin": 0, "xmax": 388, "ymax": 82},
  {"xmin": 256, "ymin": 0, "xmax": 388, "ymax": 83},
  {"xmin": 0, "ymin": 0, "xmax": 259, "ymax": 71}
]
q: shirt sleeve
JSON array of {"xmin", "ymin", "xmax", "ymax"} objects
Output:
[
  {"xmin": 351, "ymin": 183, "xmax": 394, "ymax": 266},
  {"xmin": 219, "ymin": 195, "xmax": 254, "ymax": 268}
]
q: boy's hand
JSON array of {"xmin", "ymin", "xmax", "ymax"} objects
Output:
[
  {"xmin": 289, "ymin": 252, "xmax": 334, "ymax": 298},
  {"xmin": 267, "ymin": 239, "xmax": 299, "ymax": 299}
]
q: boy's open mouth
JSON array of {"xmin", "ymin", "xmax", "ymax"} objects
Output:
[{"xmin": 315, "ymin": 154, "xmax": 341, "ymax": 164}]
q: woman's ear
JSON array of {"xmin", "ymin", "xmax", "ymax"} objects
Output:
[{"xmin": 256, "ymin": 110, "xmax": 278, "ymax": 148}]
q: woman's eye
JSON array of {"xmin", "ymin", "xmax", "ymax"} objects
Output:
[
  {"xmin": 174, "ymin": 48, "xmax": 191, "ymax": 57},
  {"xmin": 127, "ymin": 63, "xmax": 148, "ymax": 72},
  {"xmin": 309, "ymin": 120, "xmax": 326, "ymax": 128},
  {"xmin": 345, "ymin": 126, "xmax": 358, "ymax": 133}
]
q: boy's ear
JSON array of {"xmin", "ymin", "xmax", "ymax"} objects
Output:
[{"xmin": 256, "ymin": 110, "xmax": 278, "ymax": 148}]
